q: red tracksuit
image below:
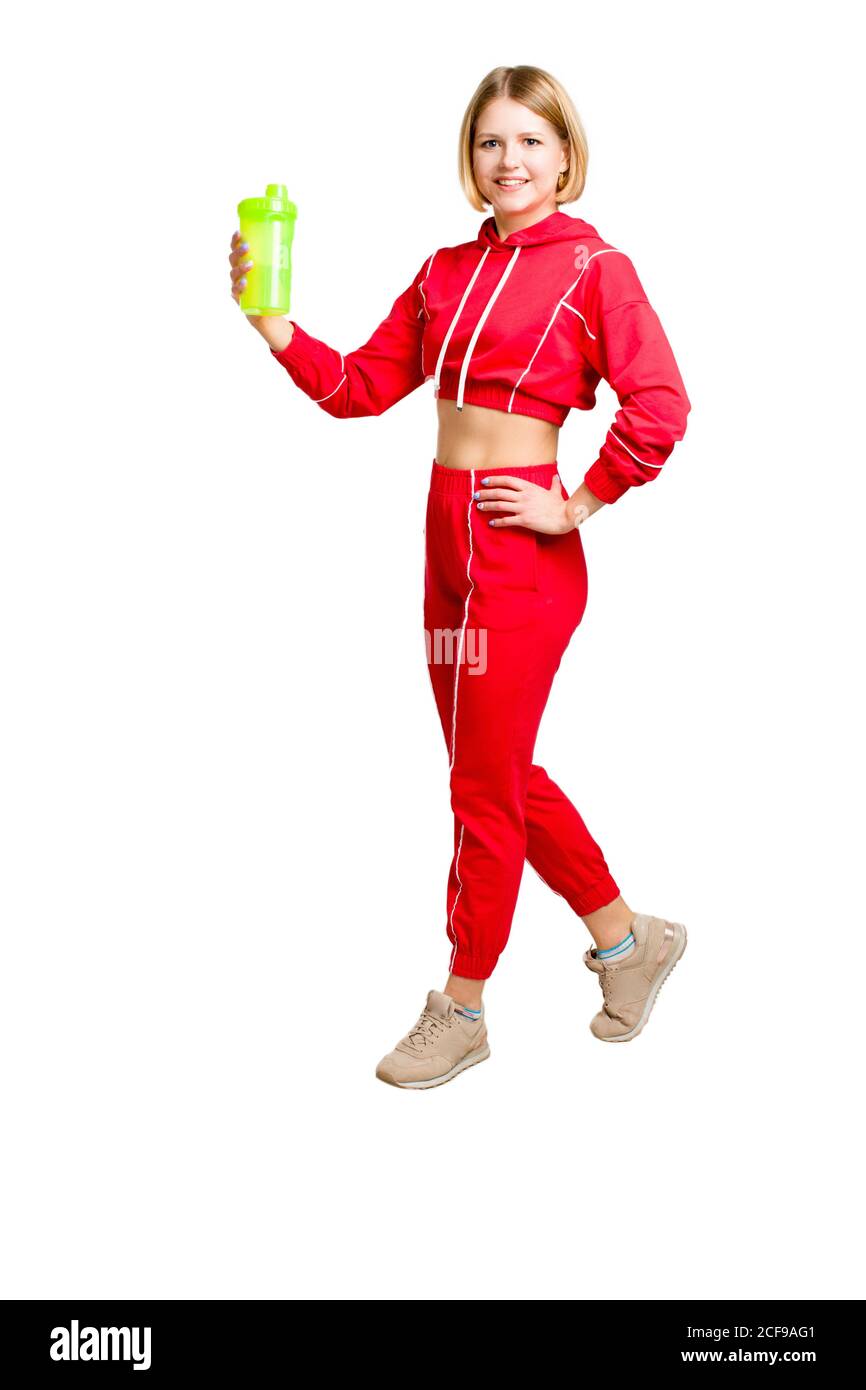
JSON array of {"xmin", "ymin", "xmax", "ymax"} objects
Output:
[{"xmin": 270, "ymin": 208, "xmax": 691, "ymax": 978}]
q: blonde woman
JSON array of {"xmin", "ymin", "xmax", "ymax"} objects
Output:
[{"xmin": 229, "ymin": 65, "xmax": 691, "ymax": 1089}]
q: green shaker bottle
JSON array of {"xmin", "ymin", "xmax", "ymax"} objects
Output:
[{"xmin": 237, "ymin": 183, "xmax": 297, "ymax": 316}]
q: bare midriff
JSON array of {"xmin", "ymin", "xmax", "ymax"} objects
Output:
[{"xmin": 435, "ymin": 399, "xmax": 560, "ymax": 471}]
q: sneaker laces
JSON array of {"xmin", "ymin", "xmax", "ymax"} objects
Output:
[
  {"xmin": 600, "ymin": 967, "xmax": 629, "ymax": 1024},
  {"xmin": 406, "ymin": 1008, "xmax": 455, "ymax": 1051}
]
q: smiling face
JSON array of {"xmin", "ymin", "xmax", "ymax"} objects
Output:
[{"xmin": 473, "ymin": 95, "xmax": 569, "ymax": 236}]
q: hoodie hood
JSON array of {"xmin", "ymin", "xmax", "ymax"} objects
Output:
[{"xmin": 477, "ymin": 207, "xmax": 600, "ymax": 250}]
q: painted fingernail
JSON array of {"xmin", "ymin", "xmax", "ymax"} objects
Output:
[
  {"xmin": 477, "ymin": 502, "xmax": 484, "ymax": 509},
  {"xmin": 482, "ymin": 477, "xmax": 490, "ymax": 484},
  {"xmin": 472, "ymin": 490, "xmax": 479, "ymax": 499},
  {"xmin": 240, "ymin": 241, "xmax": 249, "ymax": 250},
  {"xmin": 239, "ymin": 277, "xmax": 246, "ymax": 288}
]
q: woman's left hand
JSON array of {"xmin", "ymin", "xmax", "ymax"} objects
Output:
[{"xmin": 473, "ymin": 473, "xmax": 587, "ymax": 535}]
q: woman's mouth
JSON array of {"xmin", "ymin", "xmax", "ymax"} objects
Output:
[{"xmin": 495, "ymin": 179, "xmax": 529, "ymax": 189}]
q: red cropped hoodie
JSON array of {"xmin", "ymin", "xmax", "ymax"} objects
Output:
[{"xmin": 269, "ymin": 208, "xmax": 690, "ymax": 504}]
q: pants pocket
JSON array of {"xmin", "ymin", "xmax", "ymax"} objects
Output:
[{"xmin": 485, "ymin": 521, "xmax": 539, "ymax": 594}]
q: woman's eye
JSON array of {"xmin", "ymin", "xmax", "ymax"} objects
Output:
[{"xmin": 480, "ymin": 138, "xmax": 541, "ymax": 148}]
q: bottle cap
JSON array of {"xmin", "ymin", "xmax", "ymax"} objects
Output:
[{"xmin": 237, "ymin": 184, "xmax": 297, "ymax": 218}]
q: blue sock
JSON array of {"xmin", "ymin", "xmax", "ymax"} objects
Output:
[
  {"xmin": 454, "ymin": 1003, "xmax": 482, "ymax": 1021},
  {"xmin": 595, "ymin": 929, "xmax": 636, "ymax": 964}
]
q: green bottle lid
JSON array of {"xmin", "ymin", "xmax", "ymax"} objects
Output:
[{"xmin": 237, "ymin": 184, "xmax": 297, "ymax": 218}]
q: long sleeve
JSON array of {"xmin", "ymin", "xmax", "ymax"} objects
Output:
[
  {"xmin": 268, "ymin": 254, "xmax": 433, "ymax": 418},
  {"xmin": 574, "ymin": 251, "xmax": 691, "ymax": 504}
]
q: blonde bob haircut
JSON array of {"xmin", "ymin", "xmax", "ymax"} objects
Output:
[{"xmin": 457, "ymin": 65, "xmax": 589, "ymax": 213}]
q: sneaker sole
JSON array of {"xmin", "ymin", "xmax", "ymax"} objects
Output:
[
  {"xmin": 376, "ymin": 1043, "xmax": 491, "ymax": 1089},
  {"xmin": 596, "ymin": 922, "xmax": 688, "ymax": 1043}
]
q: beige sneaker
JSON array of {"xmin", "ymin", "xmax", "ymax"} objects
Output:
[
  {"xmin": 375, "ymin": 990, "xmax": 491, "ymax": 1089},
  {"xmin": 583, "ymin": 913, "xmax": 687, "ymax": 1042}
]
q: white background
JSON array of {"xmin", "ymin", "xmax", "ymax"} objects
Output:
[{"xmin": 1, "ymin": 0, "xmax": 863, "ymax": 1301}]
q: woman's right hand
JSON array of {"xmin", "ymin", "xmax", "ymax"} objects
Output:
[{"xmin": 229, "ymin": 231, "xmax": 294, "ymax": 353}]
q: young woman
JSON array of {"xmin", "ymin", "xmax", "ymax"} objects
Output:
[{"xmin": 228, "ymin": 65, "xmax": 691, "ymax": 1089}]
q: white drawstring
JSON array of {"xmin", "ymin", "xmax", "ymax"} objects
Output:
[
  {"xmin": 434, "ymin": 245, "xmax": 523, "ymax": 409},
  {"xmin": 434, "ymin": 248, "xmax": 489, "ymax": 393},
  {"xmin": 455, "ymin": 247, "xmax": 521, "ymax": 410}
]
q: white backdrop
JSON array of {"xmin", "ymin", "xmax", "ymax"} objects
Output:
[{"xmin": 2, "ymin": 0, "xmax": 863, "ymax": 1301}]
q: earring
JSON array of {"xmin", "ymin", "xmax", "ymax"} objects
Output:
[{"xmin": 557, "ymin": 168, "xmax": 569, "ymax": 190}]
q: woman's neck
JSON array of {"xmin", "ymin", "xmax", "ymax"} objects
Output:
[{"xmin": 494, "ymin": 202, "xmax": 559, "ymax": 240}]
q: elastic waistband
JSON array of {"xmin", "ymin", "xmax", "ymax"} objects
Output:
[{"xmin": 429, "ymin": 457, "xmax": 559, "ymax": 496}]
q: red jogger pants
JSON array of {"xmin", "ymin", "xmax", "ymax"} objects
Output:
[{"xmin": 423, "ymin": 458, "xmax": 620, "ymax": 981}]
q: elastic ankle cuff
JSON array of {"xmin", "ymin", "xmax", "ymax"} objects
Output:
[
  {"xmin": 449, "ymin": 950, "xmax": 500, "ymax": 981},
  {"xmin": 571, "ymin": 872, "xmax": 620, "ymax": 916}
]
